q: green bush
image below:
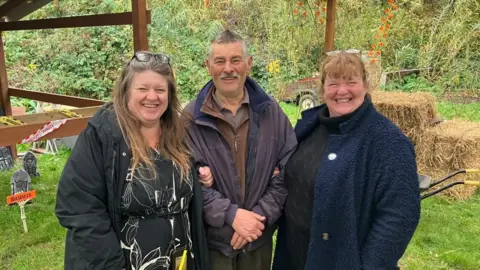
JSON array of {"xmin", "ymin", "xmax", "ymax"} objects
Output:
[{"xmin": 3, "ymin": 0, "xmax": 479, "ymax": 102}]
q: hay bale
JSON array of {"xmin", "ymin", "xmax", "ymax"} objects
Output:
[
  {"xmin": 417, "ymin": 120, "xmax": 480, "ymax": 170},
  {"xmin": 417, "ymin": 120, "xmax": 480, "ymax": 200},
  {"xmin": 372, "ymin": 91, "xmax": 437, "ymax": 143}
]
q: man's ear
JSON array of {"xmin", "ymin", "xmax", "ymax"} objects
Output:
[
  {"xmin": 205, "ymin": 58, "xmax": 211, "ymax": 75},
  {"xmin": 247, "ymin": 55, "xmax": 253, "ymax": 72}
]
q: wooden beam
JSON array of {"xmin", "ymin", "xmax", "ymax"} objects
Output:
[
  {"xmin": 0, "ymin": 11, "xmax": 151, "ymax": 31},
  {"xmin": 325, "ymin": 0, "xmax": 337, "ymax": 52},
  {"xmin": 0, "ymin": 106, "xmax": 100, "ymax": 126},
  {"xmin": 2, "ymin": 0, "xmax": 52, "ymax": 22},
  {"xmin": 9, "ymin": 88, "xmax": 106, "ymax": 107},
  {"xmin": 0, "ymin": 31, "xmax": 10, "ymax": 116},
  {"xmin": 1, "ymin": 31, "xmax": 14, "ymax": 158},
  {"xmin": 0, "ymin": 117, "xmax": 91, "ymax": 147},
  {"xmin": 132, "ymin": 0, "xmax": 149, "ymax": 52},
  {"xmin": 0, "ymin": 0, "xmax": 24, "ymax": 19},
  {"xmin": 0, "ymin": 106, "xmax": 101, "ymax": 147}
]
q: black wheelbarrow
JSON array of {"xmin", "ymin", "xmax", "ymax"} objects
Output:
[{"xmin": 419, "ymin": 169, "xmax": 480, "ymax": 200}]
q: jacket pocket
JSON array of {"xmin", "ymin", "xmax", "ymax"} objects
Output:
[{"xmin": 207, "ymin": 224, "xmax": 234, "ymax": 243}]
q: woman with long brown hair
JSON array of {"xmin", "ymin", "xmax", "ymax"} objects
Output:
[{"xmin": 55, "ymin": 52, "xmax": 209, "ymax": 270}]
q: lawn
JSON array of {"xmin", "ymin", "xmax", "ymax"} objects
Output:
[
  {"xmin": 401, "ymin": 194, "xmax": 480, "ymax": 269},
  {"xmin": 0, "ymin": 100, "xmax": 478, "ymax": 269},
  {"xmin": 437, "ymin": 101, "xmax": 480, "ymax": 122},
  {"xmin": 0, "ymin": 150, "xmax": 68, "ymax": 269}
]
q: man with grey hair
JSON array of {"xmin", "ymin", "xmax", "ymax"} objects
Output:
[{"xmin": 184, "ymin": 29, "xmax": 297, "ymax": 269}]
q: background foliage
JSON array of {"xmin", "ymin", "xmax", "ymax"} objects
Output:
[
  {"xmin": 4, "ymin": 0, "xmax": 478, "ymax": 104},
  {"xmin": 1, "ymin": 1, "xmax": 479, "ymax": 269}
]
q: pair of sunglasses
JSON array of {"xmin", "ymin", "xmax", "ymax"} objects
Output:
[
  {"xmin": 129, "ymin": 52, "xmax": 171, "ymax": 66},
  {"xmin": 325, "ymin": 49, "xmax": 361, "ymax": 56}
]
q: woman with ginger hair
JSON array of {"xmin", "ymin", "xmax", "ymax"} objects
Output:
[
  {"xmin": 273, "ymin": 50, "xmax": 420, "ymax": 270},
  {"xmin": 55, "ymin": 52, "xmax": 209, "ymax": 270}
]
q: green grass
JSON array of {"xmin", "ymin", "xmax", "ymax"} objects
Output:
[
  {"xmin": 400, "ymin": 193, "xmax": 480, "ymax": 269},
  {"xmin": 437, "ymin": 101, "xmax": 480, "ymax": 122},
  {"xmin": 280, "ymin": 102, "xmax": 302, "ymax": 126},
  {"xmin": 0, "ymin": 150, "xmax": 70, "ymax": 270}
]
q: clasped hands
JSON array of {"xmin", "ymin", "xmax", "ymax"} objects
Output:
[{"xmin": 198, "ymin": 166, "xmax": 280, "ymax": 250}]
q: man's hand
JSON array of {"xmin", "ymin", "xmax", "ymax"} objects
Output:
[
  {"xmin": 230, "ymin": 232, "xmax": 249, "ymax": 250},
  {"xmin": 198, "ymin": 166, "xmax": 213, "ymax": 187},
  {"xmin": 231, "ymin": 209, "xmax": 265, "ymax": 242}
]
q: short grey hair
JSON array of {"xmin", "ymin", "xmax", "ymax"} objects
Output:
[{"xmin": 208, "ymin": 29, "xmax": 249, "ymax": 58}]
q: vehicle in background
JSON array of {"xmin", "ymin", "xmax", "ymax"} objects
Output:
[{"xmin": 278, "ymin": 76, "xmax": 321, "ymax": 110}]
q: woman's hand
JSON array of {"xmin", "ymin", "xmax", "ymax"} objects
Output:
[
  {"xmin": 198, "ymin": 166, "xmax": 214, "ymax": 187},
  {"xmin": 273, "ymin": 167, "xmax": 280, "ymax": 177}
]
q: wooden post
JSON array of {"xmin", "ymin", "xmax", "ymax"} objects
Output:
[
  {"xmin": 325, "ymin": 0, "xmax": 337, "ymax": 52},
  {"xmin": 0, "ymin": 31, "xmax": 16, "ymax": 159},
  {"xmin": 131, "ymin": 0, "xmax": 148, "ymax": 52},
  {"xmin": 0, "ymin": 32, "xmax": 11, "ymax": 116}
]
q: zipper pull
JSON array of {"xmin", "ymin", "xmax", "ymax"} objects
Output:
[{"xmin": 234, "ymin": 134, "xmax": 238, "ymax": 152}]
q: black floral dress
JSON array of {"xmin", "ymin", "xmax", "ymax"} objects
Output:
[{"xmin": 120, "ymin": 152, "xmax": 193, "ymax": 270}]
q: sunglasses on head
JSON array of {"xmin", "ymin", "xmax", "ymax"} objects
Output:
[
  {"xmin": 325, "ymin": 49, "xmax": 361, "ymax": 56},
  {"xmin": 129, "ymin": 52, "xmax": 171, "ymax": 66}
]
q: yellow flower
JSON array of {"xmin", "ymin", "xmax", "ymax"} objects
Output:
[
  {"xmin": 266, "ymin": 60, "xmax": 281, "ymax": 74},
  {"xmin": 27, "ymin": 63, "xmax": 37, "ymax": 71}
]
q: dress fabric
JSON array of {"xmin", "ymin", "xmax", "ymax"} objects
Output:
[{"xmin": 120, "ymin": 152, "xmax": 193, "ymax": 270}]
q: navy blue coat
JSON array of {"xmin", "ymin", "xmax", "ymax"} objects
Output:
[{"xmin": 274, "ymin": 98, "xmax": 420, "ymax": 269}]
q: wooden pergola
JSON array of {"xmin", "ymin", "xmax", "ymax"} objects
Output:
[
  {"xmin": 0, "ymin": 0, "xmax": 150, "ymax": 157},
  {"xmin": 324, "ymin": 0, "xmax": 337, "ymax": 52},
  {"xmin": 0, "ymin": 0, "xmax": 338, "ymax": 158}
]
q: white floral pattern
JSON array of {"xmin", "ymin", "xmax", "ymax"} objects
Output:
[{"xmin": 120, "ymin": 154, "xmax": 193, "ymax": 270}]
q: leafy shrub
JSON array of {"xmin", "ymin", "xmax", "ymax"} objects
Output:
[{"xmin": 3, "ymin": 0, "xmax": 478, "ymax": 102}]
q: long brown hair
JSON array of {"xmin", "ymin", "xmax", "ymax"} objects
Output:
[{"xmin": 112, "ymin": 52, "xmax": 191, "ymax": 181}]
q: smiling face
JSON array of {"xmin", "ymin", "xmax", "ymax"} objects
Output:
[
  {"xmin": 323, "ymin": 75, "xmax": 367, "ymax": 117},
  {"xmin": 127, "ymin": 70, "xmax": 169, "ymax": 128},
  {"xmin": 206, "ymin": 41, "xmax": 252, "ymax": 97},
  {"xmin": 320, "ymin": 52, "xmax": 369, "ymax": 117}
]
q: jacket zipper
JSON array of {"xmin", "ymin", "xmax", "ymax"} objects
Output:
[
  {"xmin": 110, "ymin": 150, "xmax": 119, "ymax": 232},
  {"xmin": 234, "ymin": 133, "xmax": 238, "ymax": 152},
  {"xmin": 111, "ymin": 150, "xmax": 116, "ymax": 185},
  {"xmin": 195, "ymin": 120, "xmax": 243, "ymax": 205}
]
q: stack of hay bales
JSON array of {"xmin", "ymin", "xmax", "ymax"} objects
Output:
[
  {"xmin": 371, "ymin": 91, "xmax": 437, "ymax": 144},
  {"xmin": 416, "ymin": 120, "xmax": 480, "ymax": 199},
  {"xmin": 372, "ymin": 91, "xmax": 479, "ymax": 200}
]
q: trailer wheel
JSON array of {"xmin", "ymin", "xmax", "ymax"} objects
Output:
[{"xmin": 298, "ymin": 94, "xmax": 316, "ymax": 110}]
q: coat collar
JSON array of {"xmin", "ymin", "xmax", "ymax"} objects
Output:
[
  {"xmin": 88, "ymin": 102, "xmax": 124, "ymax": 144},
  {"xmin": 295, "ymin": 95, "xmax": 374, "ymax": 142},
  {"xmin": 193, "ymin": 76, "xmax": 272, "ymax": 124}
]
